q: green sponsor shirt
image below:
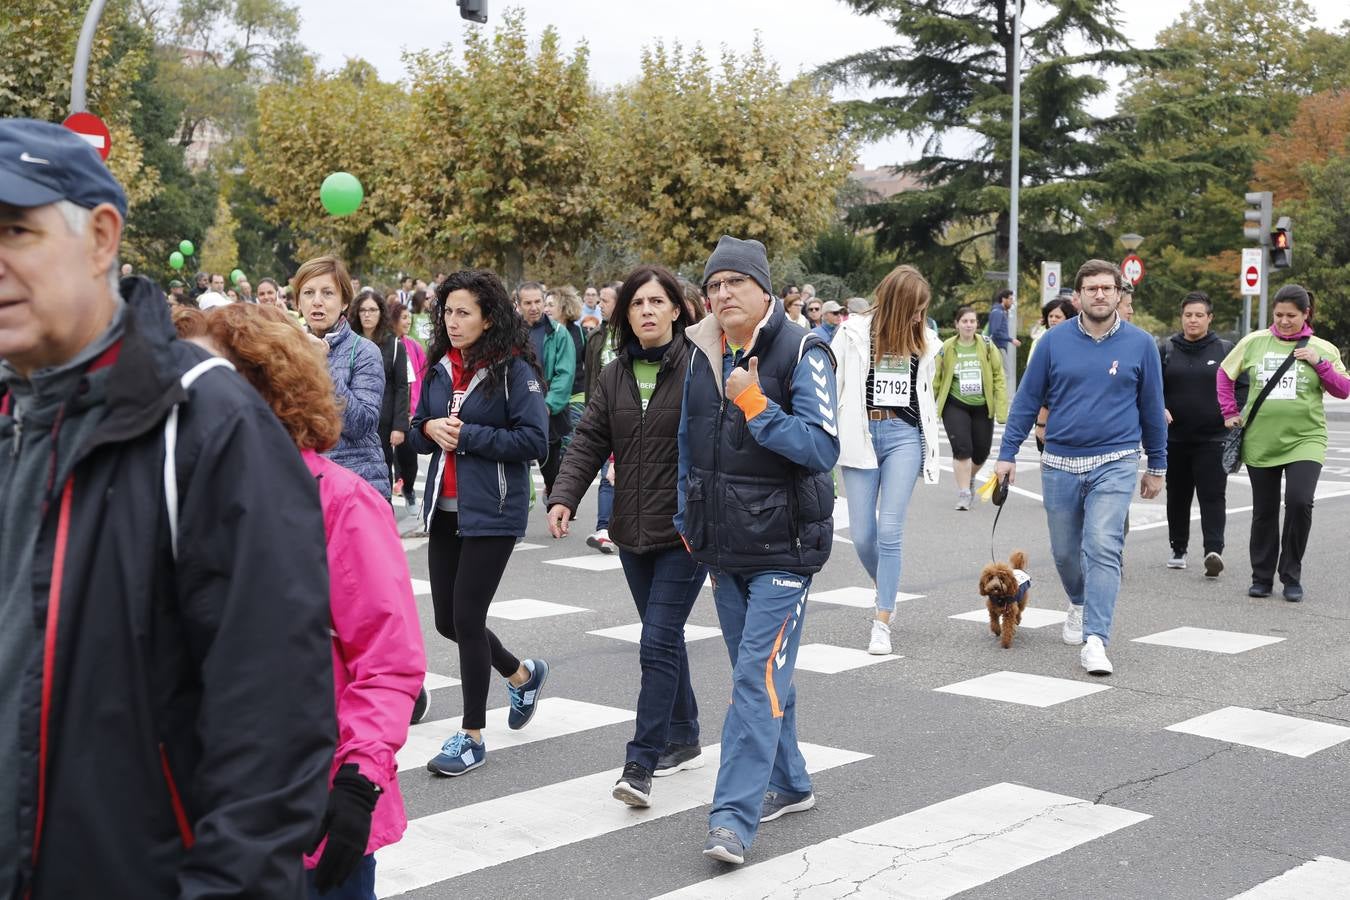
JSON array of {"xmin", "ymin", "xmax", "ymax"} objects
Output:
[
  {"xmin": 948, "ymin": 339, "xmax": 985, "ymax": 407},
  {"xmin": 633, "ymin": 359, "xmax": 660, "ymax": 412},
  {"xmin": 1220, "ymin": 330, "xmax": 1346, "ymax": 467}
]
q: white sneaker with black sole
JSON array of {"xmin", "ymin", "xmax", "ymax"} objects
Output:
[
  {"xmin": 1167, "ymin": 552, "xmax": 1186, "ymax": 569},
  {"xmin": 1081, "ymin": 635, "xmax": 1113, "ymax": 676},
  {"xmin": 1062, "ymin": 604, "xmax": 1084, "ymax": 645}
]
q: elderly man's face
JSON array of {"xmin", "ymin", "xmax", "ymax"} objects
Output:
[
  {"xmin": 518, "ymin": 288, "xmax": 545, "ymax": 325},
  {"xmin": 706, "ymin": 270, "xmax": 770, "ymax": 337},
  {"xmin": 0, "ymin": 202, "xmax": 122, "ymax": 375}
]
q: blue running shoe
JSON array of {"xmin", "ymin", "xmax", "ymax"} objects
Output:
[
  {"xmin": 702, "ymin": 827, "xmax": 744, "ymax": 864},
  {"xmin": 427, "ymin": 731, "xmax": 485, "ymax": 777},
  {"xmin": 760, "ymin": 788, "xmax": 815, "ymax": 823},
  {"xmin": 507, "ymin": 658, "xmax": 548, "ymax": 730}
]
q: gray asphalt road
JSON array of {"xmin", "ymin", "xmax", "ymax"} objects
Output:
[{"xmin": 385, "ymin": 421, "xmax": 1350, "ymax": 899}]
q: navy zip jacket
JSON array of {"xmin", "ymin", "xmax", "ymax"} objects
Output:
[
  {"xmin": 1160, "ymin": 331, "xmax": 1238, "ymax": 443},
  {"xmin": 409, "ymin": 354, "xmax": 549, "ymax": 536}
]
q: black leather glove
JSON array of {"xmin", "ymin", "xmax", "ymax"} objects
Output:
[{"xmin": 310, "ymin": 763, "xmax": 381, "ymax": 893}]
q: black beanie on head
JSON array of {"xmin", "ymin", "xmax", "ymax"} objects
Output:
[{"xmin": 702, "ymin": 235, "xmax": 773, "ymax": 297}]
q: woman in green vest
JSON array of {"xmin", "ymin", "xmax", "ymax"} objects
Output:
[
  {"xmin": 935, "ymin": 305, "xmax": 1009, "ymax": 509},
  {"xmin": 1218, "ymin": 284, "xmax": 1350, "ymax": 602}
]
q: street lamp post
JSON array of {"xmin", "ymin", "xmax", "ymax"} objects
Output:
[
  {"xmin": 1005, "ymin": 0, "xmax": 1022, "ymax": 394},
  {"xmin": 71, "ymin": 0, "xmax": 109, "ymax": 114}
]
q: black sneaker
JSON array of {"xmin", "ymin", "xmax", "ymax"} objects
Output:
[
  {"xmin": 652, "ymin": 743, "xmax": 704, "ymax": 777},
  {"xmin": 1248, "ymin": 582, "xmax": 1273, "ymax": 598},
  {"xmin": 611, "ymin": 761, "xmax": 653, "ymax": 808},
  {"xmin": 410, "ymin": 686, "xmax": 430, "ymax": 724},
  {"xmin": 1203, "ymin": 552, "xmax": 1224, "ymax": 578},
  {"xmin": 404, "ymin": 491, "xmax": 417, "ymax": 508},
  {"xmin": 1283, "ymin": 582, "xmax": 1304, "ymax": 602}
]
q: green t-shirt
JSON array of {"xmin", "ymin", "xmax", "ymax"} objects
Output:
[
  {"xmin": 948, "ymin": 339, "xmax": 986, "ymax": 406},
  {"xmin": 1220, "ymin": 331, "xmax": 1345, "ymax": 467},
  {"xmin": 633, "ymin": 359, "xmax": 660, "ymax": 412}
]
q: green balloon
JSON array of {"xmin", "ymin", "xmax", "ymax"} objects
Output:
[
  {"xmin": 179, "ymin": 240, "xmax": 195, "ymax": 256},
  {"xmin": 320, "ymin": 171, "xmax": 364, "ymax": 217},
  {"xmin": 169, "ymin": 251, "xmax": 185, "ymax": 270},
  {"xmin": 231, "ymin": 268, "xmax": 245, "ymax": 285}
]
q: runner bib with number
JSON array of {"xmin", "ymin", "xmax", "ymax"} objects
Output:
[
  {"xmin": 1261, "ymin": 352, "xmax": 1299, "ymax": 401},
  {"xmin": 872, "ymin": 356, "xmax": 913, "ymax": 408}
]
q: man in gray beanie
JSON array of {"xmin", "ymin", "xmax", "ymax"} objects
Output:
[{"xmin": 674, "ymin": 235, "xmax": 840, "ymax": 865}]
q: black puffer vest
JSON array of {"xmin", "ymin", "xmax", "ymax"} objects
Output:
[{"xmin": 683, "ymin": 305, "xmax": 835, "ymax": 575}]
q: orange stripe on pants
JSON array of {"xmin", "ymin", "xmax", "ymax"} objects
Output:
[{"xmin": 764, "ymin": 614, "xmax": 790, "ymax": 719}]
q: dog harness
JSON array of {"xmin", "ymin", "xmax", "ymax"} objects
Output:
[{"xmin": 990, "ymin": 568, "xmax": 1032, "ymax": 607}]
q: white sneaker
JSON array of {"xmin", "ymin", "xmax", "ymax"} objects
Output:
[
  {"xmin": 1167, "ymin": 552, "xmax": 1186, "ymax": 569},
  {"xmin": 1081, "ymin": 635, "xmax": 1113, "ymax": 675},
  {"xmin": 586, "ymin": 529, "xmax": 616, "ymax": 554},
  {"xmin": 867, "ymin": 618, "xmax": 892, "ymax": 655},
  {"xmin": 1062, "ymin": 604, "xmax": 1084, "ymax": 645},
  {"xmin": 954, "ymin": 491, "xmax": 972, "ymax": 511}
]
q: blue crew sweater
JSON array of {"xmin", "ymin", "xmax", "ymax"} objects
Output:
[{"xmin": 998, "ymin": 317, "xmax": 1167, "ymax": 471}]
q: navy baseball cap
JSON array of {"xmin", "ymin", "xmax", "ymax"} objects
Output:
[{"xmin": 0, "ymin": 118, "xmax": 127, "ymax": 217}]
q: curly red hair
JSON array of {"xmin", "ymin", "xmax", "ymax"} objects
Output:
[{"xmin": 203, "ymin": 304, "xmax": 342, "ymax": 452}]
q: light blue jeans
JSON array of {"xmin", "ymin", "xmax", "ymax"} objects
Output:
[
  {"xmin": 840, "ymin": 418, "xmax": 923, "ymax": 612},
  {"xmin": 1040, "ymin": 457, "xmax": 1137, "ymax": 644}
]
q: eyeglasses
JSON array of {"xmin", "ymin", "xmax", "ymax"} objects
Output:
[
  {"xmin": 705, "ymin": 275, "xmax": 751, "ymax": 296},
  {"xmin": 806, "ymin": 305, "xmax": 821, "ymax": 312},
  {"xmin": 1081, "ymin": 284, "xmax": 1117, "ymax": 296}
]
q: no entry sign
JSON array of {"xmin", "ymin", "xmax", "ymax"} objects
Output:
[
  {"xmin": 1240, "ymin": 247, "xmax": 1262, "ymax": 297},
  {"xmin": 1120, "ymin": 254, "xmax": 1145, "ymax": 286},
  {"xmin": 62, "ymin": 112, "xmax": 111, "ymax": 161}
]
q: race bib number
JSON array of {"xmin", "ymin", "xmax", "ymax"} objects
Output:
[
  {"xmin": 957, "ymin": 361, "xmax": 982, "ymax": 396},
  {"xmin": 1261, "ymin": 353, "xmax": 1297, "ymax": 401},
  {"xmin": 873, "ymin": 357, "xmax": 912, "ymax": 408}
]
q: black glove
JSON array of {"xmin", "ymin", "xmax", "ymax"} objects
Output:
[{"xmin": 310, "ymin": 763, "xmax": 381, "ymax": 893}]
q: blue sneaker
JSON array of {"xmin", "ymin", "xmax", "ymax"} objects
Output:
[
  {"xmin": 507, "ymin": 658, "xmax": 548, "ymax": 730},
  {"xmin": 759, "ymin": 788, "xmax": 815, "ymax": 823},
  {"xmin": 702, "ymin": 827, "xmax": 744, "ymax": 865},
  {"xmin": 427, "ymin": 731, "xmax": 485, "ymax": 777}
]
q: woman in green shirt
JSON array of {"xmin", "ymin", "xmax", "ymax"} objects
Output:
[
  {"xmin": 934, "ymin": 306, "xmax": 1009, "ymax": 509},
  {"xmin": 1218, "ymin": 285, "xmax": 1350, "ymax": 602}
]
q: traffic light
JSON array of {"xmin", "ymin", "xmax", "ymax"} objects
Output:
[
  {"xmin": 457, "ymin": 0, "xmax": 487, "ymax": 22},
  {"xmin": 1244, "ymin": 190, "xmax": 1272, "ymax": 243},
  {"xmin": 1271, "ymin": 216, "xmax": 1293, "ymax": 269}
]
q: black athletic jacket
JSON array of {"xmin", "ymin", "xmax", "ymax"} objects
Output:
[
  {"xmin": 0, "ymin": 279, "xmax": 335, "ymax": 898},
  {"xmin": 1160, "ymin": 331, "xmax": 1243, "ymax": 443}
]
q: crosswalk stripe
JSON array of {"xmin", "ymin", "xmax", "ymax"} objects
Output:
[
  {"xmin": 653, "ymin": 781, "xmax": 1149, "ymax": 899},
  {"xmin": 1229, "ymin": 856, "xmax": 1350, "ymax": 898},
  {"xmin": 396, "ymin": 697, "xmax": 634, "ymax": 773},
  {"xmin": 375, "ymin": 742, "xmax": 871, "ymax": 896}
]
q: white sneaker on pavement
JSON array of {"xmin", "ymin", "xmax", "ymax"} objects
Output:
[
  {"xmin": 1062, "ymin": 604, "xmax": 1084, "ymax": 645},
  {"xmin": 1081, "ymin": 635, "xmax": 1113, "ymax": 676},
  {"xmin": 1167, "ymin": 552, "xmax": 1186, "ymax": 569},
  {"xmin": 586, "ymin": 528, "xmax": 616, "ymax": 554},
  {"xmin": 867, "ymin": 618, "xmax": 892, "ymax": 655}
]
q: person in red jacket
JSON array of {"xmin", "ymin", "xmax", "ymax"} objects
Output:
[{"xmin": 202, "ymin": 304, "xmax": 426, "ymax": 899}]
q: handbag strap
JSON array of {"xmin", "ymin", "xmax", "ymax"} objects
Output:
[{"xmin": 1245, "ymin": 336, "xmax": 1309, "ymax": 427}]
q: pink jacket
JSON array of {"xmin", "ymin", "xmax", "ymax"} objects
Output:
[
  {"xmin": 301, "ymin": 450, "xmax": 426, "ymax": 865},
  {"xmin": 403, "ymin": 336, "xmax": 428, "ymax": 413}
]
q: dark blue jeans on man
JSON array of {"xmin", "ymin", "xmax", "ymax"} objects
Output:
[{"xmin": 618, "ymin": 546, "xmax": 706, "ymax": 770}]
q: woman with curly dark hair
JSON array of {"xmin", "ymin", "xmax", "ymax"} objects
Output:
[
  {"xmin": 201, "ymin": 304, "xmax": 424, "ymax": 899},
  {"xmin": 409, "ymin": 269, "xmax": 552, "ymax": 777}
]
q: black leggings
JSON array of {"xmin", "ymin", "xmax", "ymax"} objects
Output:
[
  {"xmin": 1247, "ymin": 460, "xmax": 1321, "ymax": 588},
  {"xmin": 1166, "ymin": 441, "xmax": 1227, "ymax": 556},
  {"xmin": 393, "ymin": 441, "xmax": 419, "ymax": 496},
  {"xmin": 428, "ymin": 511, "xmax": 521, "ymax": 730},
  {"xmin": 941, "ymin": 400, "xmax": 994, "ymax": 465}
]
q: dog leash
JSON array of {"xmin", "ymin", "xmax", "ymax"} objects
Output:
[{"xmin": 989, "ymin": 474, "xmax": 1009, "ymax": 563}]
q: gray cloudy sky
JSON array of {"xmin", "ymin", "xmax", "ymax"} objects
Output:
[{"xmin": 296, "ymin": 0, "xmax": 1348, "ymax": 168}]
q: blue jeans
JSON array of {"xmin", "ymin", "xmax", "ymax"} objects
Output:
[
  {"xmin": 307, "ymin": 855, "xmax": 376, "ymax": 899},
  {"xmin": 1041, "ymin": 458, "xmax": 1137, "ymax": 644},
  {"xmin": 709, "ymin": 570, "xmax": 812, "ymax": 848},
  {"xmin": 618, "ymin": 547, "xmax": 706, "ymax": 770},
  {"xmin": 840, "ymin": 419, "xmax": 923, "ymax": 612},
  {"xmin": 597, "ymin": 458, "xmax": 614, "ymax": 530}
]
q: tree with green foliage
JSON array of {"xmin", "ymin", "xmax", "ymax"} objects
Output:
[
  {"xmin": 604, "ymin": 40, "xmax": 855, "ymax": 272},
  {"xmin": 397, "ymin": 10, "xmax": 600, "ymax": 284},
  {"xmin": 821, "ymin": 0, "xmax": 1183, "ymax": 298}
]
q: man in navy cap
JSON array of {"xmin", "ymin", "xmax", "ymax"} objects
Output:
[
  {"xmin": 676, "ymin": 235, "xmax": 840, "ymax": 865},
  {"xmin": 0, "ymin": 119, "xmax": 335, "ymax": 897}
]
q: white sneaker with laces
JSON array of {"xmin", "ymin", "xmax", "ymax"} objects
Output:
[
  {"xmin": 1167, "ymin": 552, "xmax": 1186, "ymax": 569},
  {"xmin": 586, "ymin": 528, "xmax": 616, "ymax": 554},
  {"xmin": 1081, "ymin": 635, "xmax": 1113, "ymax": 675},
  {"xmin": 867, "ymin": 618, "xmax": 892, "ymax": 655},
  {"xmin": 1062, "ymin": 604, "xmax": 1084, "ymax": 645}
]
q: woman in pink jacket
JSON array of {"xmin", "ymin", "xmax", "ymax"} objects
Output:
[{"xmin": 202, "ymin": 303, "xmax": 426, "ymax": 899}]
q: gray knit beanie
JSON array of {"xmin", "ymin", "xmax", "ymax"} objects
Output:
[{"xmin": 702, "ymin": 235, "xmax": 773, "ymax": 297}]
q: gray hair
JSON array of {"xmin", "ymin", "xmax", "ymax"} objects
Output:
[{"xmin": 57, "ymin": 200, "xmax": 121, "ymax": 297}]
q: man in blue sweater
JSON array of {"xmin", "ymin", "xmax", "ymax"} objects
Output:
[{"xmin": 994, "ymin": 260, "xmax": 1167, "ymax": 676}]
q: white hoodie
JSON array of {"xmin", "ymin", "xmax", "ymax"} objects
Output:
[{"xmin": 830, "ymin": 313, "xmax": 941, "ymax": 484}]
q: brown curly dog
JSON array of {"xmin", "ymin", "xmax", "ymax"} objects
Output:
[{"xmin": 978, "ymin": 549, "xmax": 1031, "ymax": 649}]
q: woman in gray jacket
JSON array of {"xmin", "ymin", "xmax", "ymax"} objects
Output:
[{"xmin": 295, "ymin": 255, "xmax": 390, "ymax": 496}]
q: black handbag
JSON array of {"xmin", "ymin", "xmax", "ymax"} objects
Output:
[{"xmin": 1222, "ymin": 337, "xmax": 1308, "ymax": 473}]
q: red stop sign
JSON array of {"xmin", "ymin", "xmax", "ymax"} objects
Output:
[
  {"xmin": 1244, "ymin": 265, "xmax": 1259, "ymax": 288},
  {"xmin": 62, "ymin": 112, "xmax": 112, "ymax": 161}
]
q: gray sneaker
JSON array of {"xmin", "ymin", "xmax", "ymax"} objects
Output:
[
  {"xmin": 703, "ymin": 827, "xmax": 744, "ymax": 864},
  {"xmin": 760, "ymin": 789, "xmax": 816, "ymax": 823},
  {"xmin": 955, "ymin": 490, "xmax": 972, "ymax": 511}
]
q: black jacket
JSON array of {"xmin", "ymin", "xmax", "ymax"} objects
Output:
[
  {"xmin": 550, "ymin": 337, "xmax": 689, "ymax": 555},
  {"xmin": 374, "ymin": 332, "xmax": 410, "ymax": 439},
  {"xmin": 584, "ymin": 323, "xmax": 615, "ymax": 401},
  {"xmin": 0, "ymin": 278, "xmax": 335, "ymax": 898},
  {"xmin": 1161, "ymin": 331, "xmax": 1242, "ymax": 443}
]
